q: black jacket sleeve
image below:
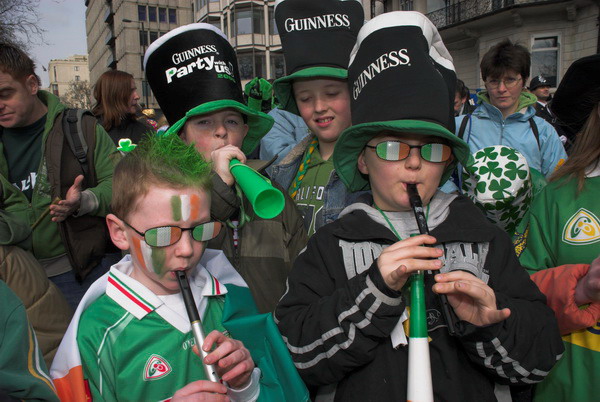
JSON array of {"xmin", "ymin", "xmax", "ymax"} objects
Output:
[
  {"xmin": 455, "ymin": 231, "xmax": 564, "ymax": 385},
  {"xmin": 274, "ymin": 226, "xmax": 405, "ymax": 387}
]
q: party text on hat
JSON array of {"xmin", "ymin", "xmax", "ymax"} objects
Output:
[
  {"xmin": 353, "ymin": 49, "xmax": 410, "ymax": 100},
  {"xmin": 165, "ymin": 57, "xmax": 235, "ymax": 84},
  {"xmin": 284, "ymin": 14, "xmax": 350, "ymax": 32},
  {"xmin": 171, "ymin": 45, "xmax": 218, "ymax": 65}
]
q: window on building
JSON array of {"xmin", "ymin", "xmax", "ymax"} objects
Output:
[
  {"xmin": 531, "ymin": 35, "xmax": 559, "ymax": 87},
  {"xmin": 210, "ymin": 0, "xmax": 219, "ymax": 2},
  {"xmin": 238, "ymin": 53, "xmax": 253, "ymax": 80},
  {"xmin": 149, "ymin": 31, "xmax": 159, "ymax": 43},
  {"xmin": 138, "ymin": 5, "xmax": 146, "ymax": 21},
  {"xmin": 235, "ymin": 10, "xmax": 252, "ymax": 35},
  {"xmin": 148, "ymin": 6, "xmax": 157, "ymax": 22},
  {"xmin": 142, "ymin": 80, "xmax": 151, "ymax": 100},
  {"xmin": 255, "ymin": 52, "xmax": 266, "ymax": 77},
  {"xmin": 253, "ymin": 8, "xmax": 264, "ymax": 34},
  {"xmin": 270, "ymin": 52, "xmax": 285, "ymax": 79},
  {"xmin": 74, "ymin": 66, "xmax": 79, "ymax": 71},
  {"xmin": 223, "ymin": 13, "xmax": 229, "ymax": 36},
  {"xmin": 169, "ymin": 8, "xmax": 177, "ymax": 23},
  {"xmin": 139, "ymin": 30, "xmax": 148, "ymax": 47},
  {"xmin": 159, "ymin": 7, "xmax": 167, "ymax": 23},
  {"xmin": 51, "ymin": 84, "xmax": 59, "ymax": 95},
  {"xmin": 75, "ymin": 75, "xmax": 80, "ymax": 81},
  {"xmin": 207, "ymin": 17, "xmax": 221, "ymax": 30},
  {"xmin": 268, "ymin": 7, "xmax": 278, "ymax": 35}
]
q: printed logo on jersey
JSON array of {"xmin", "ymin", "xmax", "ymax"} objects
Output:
[
  {"xmin": 562, "ymin": 208, "xmax": 600, "ymax": 245},
  {"xmin": 143, "ymin": 354, "xmax": 172, "ymax": 381}
]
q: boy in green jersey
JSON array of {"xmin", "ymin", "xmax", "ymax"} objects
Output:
[{"xmin": 50, "ymin": 134, "xmax": 309, "ymax": 401}]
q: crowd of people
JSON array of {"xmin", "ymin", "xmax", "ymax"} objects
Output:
[{"xmin": 0, "ymin": 0, "xmax": 598, "ymax": 401}]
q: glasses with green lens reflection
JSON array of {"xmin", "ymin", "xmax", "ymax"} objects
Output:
[
  {"xmin": 365, "ymin": 141, "xmax": 452, "ymax": 163},
  {"xmin": 124, "ymin": 221, "xmax": 222, "ymax": 247}
]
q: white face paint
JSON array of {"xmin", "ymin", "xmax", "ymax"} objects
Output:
[{"xmin": 180, "ymin": 194, "xmax": 191, "ymax": 221}]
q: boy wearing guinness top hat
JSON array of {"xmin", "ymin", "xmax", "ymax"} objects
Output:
[
  {"xmin": 144, "ymin": 24, "xmax": 307, "ymax": 314},
  {"xmin": 270, "ymin": 0, "xmax": 365, "ymax": 236},
  {"xmin": 275, "ymin": 12, "xmax": 563, "ymax": 401}
]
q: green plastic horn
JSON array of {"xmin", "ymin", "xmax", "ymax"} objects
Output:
[{"xmin": 229, "ymin": 159, "xmax": 285, "ymax": 219}]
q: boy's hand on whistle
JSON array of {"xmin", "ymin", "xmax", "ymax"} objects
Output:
[
  {"xmin": 200, "ymin": 330, "xmax": 255, "ymax": 389},
  {"xmin": 172, "ymin": 380, "xmax": 229, "ymax": 401},
  {"xmin": 212, "ymin": 145, "xmax": 246, "ymax": 187},
  {"xmin": 433, "ymin": 271, "xmax": 511, "ymax": 326},
  {"xmin": 377, "ymin": 235, "xmax": 443, "ymax": 291}
]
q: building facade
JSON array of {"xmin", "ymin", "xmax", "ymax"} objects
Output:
[
  {"xmin": 85, "ymin": 0, "xmax": 193, "ymax": 109},
  {"xmin": 364, "ymin": 0, "xmax": 599, "ymax": 92},
  {"xmin": 193, "ymin": 0, "xmax": 283, "ymax": 84},
  {"xmin": 47, "ymin": 55, "xmax": 90, "ymax": 98}
]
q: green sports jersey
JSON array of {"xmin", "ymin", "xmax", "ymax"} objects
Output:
[
  {"xmin": 515, "ymin": 175, "xmax": 600, "ymax": 270},
  {"xmin": 515, "ymin": 173, "xmax": 600, "ymax": 401},
  {"xmin": 77, "ymin": 265, "xmax": 234, "ymax": 402}
]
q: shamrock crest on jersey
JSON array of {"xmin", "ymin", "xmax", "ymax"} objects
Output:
[
  {"xmin": 143, "ymin": 354, "xmax": 172, "ymax": 381},
  {"xmin": 563, "ymin": 208, "xmax": 600, "ymax": 245}
]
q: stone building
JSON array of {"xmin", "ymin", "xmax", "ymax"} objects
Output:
[
  {"xmin": 48, "ymin": 55, "xmax": 90, "ymax": 97},
  {"xmin": 364, "ymin": 0, "xmax": 599, "ymax": 91},
  {"xmin": 85, "ymin": 0, "xmax": 194, "ymax": 109}
]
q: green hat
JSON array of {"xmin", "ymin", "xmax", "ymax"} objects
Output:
[
  {"xmin": 272, "ymin": 0, "xmax": 364, "ymax": 115},
  {"xmin": 144, "ymin": 23, "xmax": 273, "ymax": 154},
  {"xmin": 462, "ymin": 146, "xmax": 534, "ymax": 235},
  {"xmin": 333, "ymin": 12, "xmax": 471, "ymax": 192}
]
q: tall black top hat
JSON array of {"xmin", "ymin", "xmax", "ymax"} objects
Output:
[
  {"xmin": 551, "ymin": 53, "xmax": 600, "ymax": 136},
  {"xmin": 333, "ymin": 11, "xmax": 471, "ymax": 192},
  {"xmin": 272, "ymin": 0, "xmax": 364, "ymax": 115},
  {"xmin": 144, "ymin": 23, "xmax": 273, "ymax": 154}
]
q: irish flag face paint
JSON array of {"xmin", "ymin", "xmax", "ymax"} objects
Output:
[
  {"xmin": 171, "ymin": 194, "xmax": 202, "ymax": 222},
  {"xmin": 131, "ymin": 235, "xmax": 167, "ymax": 276}
]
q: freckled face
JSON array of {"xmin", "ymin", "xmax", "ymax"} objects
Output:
[{"xmin": 126, "ymin": 186, "xmax": 210, "ymax": 295}]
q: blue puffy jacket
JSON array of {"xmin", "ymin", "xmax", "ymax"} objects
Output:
[{"xmin": 456, "ymin": 91, "xmax": 567, "ymax": 177}]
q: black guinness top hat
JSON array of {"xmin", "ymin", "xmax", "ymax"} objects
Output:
[
  {"xmin": 551, "ymin": 53, "xmax": 600, "ymax": 136},
  {"xmin": 144, "ymin": 23, "xmax": 273, "ymax": 154},
  {"xmin": 272, "ymin": 0, "xmax": 364, "ymax": 115},
  {"xmin": 333, "ymin": 11, "xmax": 471, "ymax": 192}
]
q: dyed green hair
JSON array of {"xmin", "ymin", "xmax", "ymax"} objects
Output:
[{"xmin": 112, "ymin": 133, "xmax": 213, "ymax": 219}]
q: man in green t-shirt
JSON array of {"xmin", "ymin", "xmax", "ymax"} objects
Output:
[{"xmin": 0, "ymin": 43, "xmax": 119, "ymax": 309}]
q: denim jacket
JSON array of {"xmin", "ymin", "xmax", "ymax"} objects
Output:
[{"xmin": 269, "ymin": 134, "xmax": 365, "ymax": 233}]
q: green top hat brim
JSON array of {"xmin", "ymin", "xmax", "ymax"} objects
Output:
[
  {"xmin": 333, "ymin": 119, "xmax": 472, "ymax": 192},
  {"xmin": 165, "ymin": 99, "xmax": 274, "ymax": 154},
  {"xmin": 273, "ymin": 66, "xmax": 348, "ymax": 116}
]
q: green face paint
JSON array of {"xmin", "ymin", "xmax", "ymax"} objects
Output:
[
  {"xmin": 171, "ymin": 195, "xmax": 182, "ymax": 221},
  {"xmin": 151, "ymin": 247, "xmax": 167, "ymax": 276}
]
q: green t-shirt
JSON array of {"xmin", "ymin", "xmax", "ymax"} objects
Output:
[
  {"xmin": 0, "ymin": 115, "xmax": 46, "ymax": 201},
  {"xmin": 289, "ymin": 147, "xmax": 334, "ymax": 236}
]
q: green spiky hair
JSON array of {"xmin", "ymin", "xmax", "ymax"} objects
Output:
[{"xmin": 112, "ymin": 133, "xmax": 213, "ymax": 219}]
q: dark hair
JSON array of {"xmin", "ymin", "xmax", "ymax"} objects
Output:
[
  {"xmin": 455, "ymin": 79, "xmax": 469, "ymax": 99},
  {"xmin": 480, "ymin": 39, "xmax": 530, "ymax": 82},
  {"xmin": 92, "ymin": 70, "xmax": 136, "ymax": 132},
  {"xmin": 0, "ymin": 43, "xmax": 41, "ymax": 85}
]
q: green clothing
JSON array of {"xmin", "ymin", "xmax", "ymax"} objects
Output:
[
  {"xmin": 516, "ymin": 176, "xmax": 600, "ymax": 270},
  {"xmin": 1, "ymin": 115, "xmax": 46, "ymax": 201},
  {"xmin": 0, "ymin": 280, "xmax": 59, "ymax": 401},
  {"xmin": 0, "ymin": 91, "xmax": 118, "ymax": 261},
  {"xmin": 515, "ymin": 174, "xmax": 600, "ymax": 402},
  {"xmin": 289, "ymin": 147, "xmax": 335, "ymax": 236}
]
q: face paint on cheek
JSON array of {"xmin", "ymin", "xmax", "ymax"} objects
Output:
[
  {"xmin": 133, "ymin": 236, "xmax": 167, "ymax": 276},
  {"xmin": 150, "ymin": 247, "xmax": 167, "ymax": 276},
  {"xmin": 131, "ymin": 236, "xmax": 148, "ymax": 272}
]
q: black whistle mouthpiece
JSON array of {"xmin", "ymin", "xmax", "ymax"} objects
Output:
[
  {"xmin": 176, "ymin": 270, "xmax": 201, "ymax": 322},
  {"xmin": 406, "ymin": 184, "xmax": 457, "ymax": 336}
]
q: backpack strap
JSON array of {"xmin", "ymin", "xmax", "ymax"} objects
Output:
[
  {"xmin": 528, "ymin": 117, "xmax": 540, "ymax": 150},
  {"xmin": 457, "ymin": 114, "xmax": 471, "ymax": 140},
  {"xmin": 62, "ymin": 108, "xmax": 91, "ymax": 186}
]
